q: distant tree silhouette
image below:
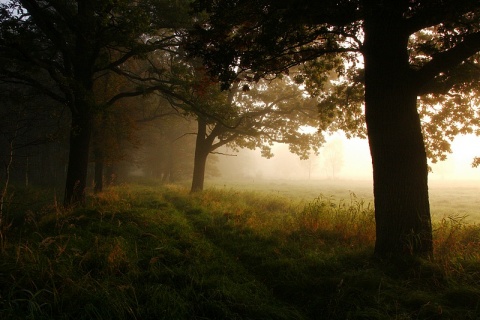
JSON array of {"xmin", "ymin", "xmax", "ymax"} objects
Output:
[{"xmin": 322, "ymin": 138, "xmax": 344, "ymax": 180}]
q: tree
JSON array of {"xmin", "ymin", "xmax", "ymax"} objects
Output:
[
  {"xmin": 0, "ymin": 82, "xmax": 64, "ymax": 228},
  {"xmin": 181, "ymin": 68, "xmax": 325, "ymax": 192},
  {"xmin": 322, "ymin": 138, "xmax": 344, "ymax": 180},
  {"xmin": 91, "ymin": 71, "xmax": 146, "ymax": 194},
  {"xmin": 300, "ymin": 151, "xmax": 319, "ymax": 180},
  {"xmin": 137, "ymin": 111, "xmax": 198, "ymax": 183},
  {"xmin": 188, "ymin": 1, "xmax": 480, "ymax": 257},
  {"xmin": 91, "ymin": 99, "xmax": 142, "ymax": 193},
  {"xmin": 146, "ymin": 46, "xmax": 327, "ymax": 192},
  {"xmin": 0, "ymin": 0, "xmax": 190, "ymax": 205}
]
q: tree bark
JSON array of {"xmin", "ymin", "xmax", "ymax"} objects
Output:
[
  {"xmin": 64, "ymin": 106, "xmax": 92, "ymax": 206},
  {"xmin": 0, "ymin": 137, "xmax": 15, "ymax": 229},
  {"xmin": 93, "ymin": 114, "xmax": 106, "ymax": 194},
  {"xmin": 63, "ymin": 1, "xmax": 96, "ymax": 206},
  {"xmin": 190, "ymin": 118, "xmax": 211, "ymax": 192},
  {"xmin": 94, "ymin": 156, "xmax": 104, "ymax": 194},
  {"xmin": 363, "ymin": 6, "xmax": 433, "ymax": 257}
]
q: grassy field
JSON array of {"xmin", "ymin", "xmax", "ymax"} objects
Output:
[
  {"xmin": 209, "ymin": 178, "xmax": 480, "ymax": 221},
  {"xmin": 0, "ymin": 181, "xmax": 479, "ymax": 319}
]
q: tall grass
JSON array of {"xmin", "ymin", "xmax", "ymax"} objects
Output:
[
  {"xmin": 0, "ymin": 183, "xmax": 479, "ymax": 319},
  {"xmin": 294, "ymin": 193, "xmax": 375, "ymax": 245}
]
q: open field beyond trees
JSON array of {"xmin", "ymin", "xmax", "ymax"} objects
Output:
[
  {"xmin": 207, "ymin": 179, "xmax": 480, "ymax": 222},
  {"xmin": 0, "ymin": 181, "xmax": 479, "ymax": 319}
]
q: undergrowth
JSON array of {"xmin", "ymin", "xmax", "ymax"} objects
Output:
[{"xmin": 0, "ymin": 184, "xmax": 479, "ymax": 319}]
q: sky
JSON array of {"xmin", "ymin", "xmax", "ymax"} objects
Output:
[{"xmin": 438, "ymin": 134, "xmax": 480, "ymax": 181}]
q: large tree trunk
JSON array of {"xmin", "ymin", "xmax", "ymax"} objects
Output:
[
  {"xmin": 94, "ymin": 155, "xmax": 104, "ymax": 194},
  {"xmin": 0, "ymin": 138, "xmax": 14, "ymax": 229},
  {"xmin": 190, "ymin": 118, "xmax": 211, "ymax": 193},
  {"xmin": 64, "ymin": 107, "xmax": 92, "ymax": 206},
  {"xmin": 363, "ymin": 6, "xmax": 433, "ymax": 257},
  {"xmin": 93, "ymin": 115, "xmax": 106, "ymax": 194},
  {"xmin": 63, "ymin": 0, "xmax": 96, "ymax": 206}
]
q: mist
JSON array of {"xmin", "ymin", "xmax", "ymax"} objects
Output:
[{"xmin": 214, "ymin": 132, "xmax": 480, "ymax": 183}]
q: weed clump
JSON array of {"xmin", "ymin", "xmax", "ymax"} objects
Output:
[{"xmin": 293, "ymin": 193, "xmax": 375, "ymax": 246}]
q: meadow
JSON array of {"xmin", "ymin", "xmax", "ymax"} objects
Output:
[
  {"xmin": 209, "ymin": 178, "xmax": 480, "ymax": 222},
  {"xmin": 0, "ymin": 180, "xmax": 479, "ymax": 319}
]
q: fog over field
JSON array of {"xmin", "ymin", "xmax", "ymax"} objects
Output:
[{"xmin": 216, "ymin": 132, "xmax": 480, "ymax": 182}]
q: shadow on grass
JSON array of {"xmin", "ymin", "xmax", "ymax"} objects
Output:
[{"xmin": 181, "ymin": 203, "xmax": 478, "ymax": 320}]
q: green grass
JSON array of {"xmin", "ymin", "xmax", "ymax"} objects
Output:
[
  {"xmin": 0, "ymin": 183, "xmax": 479, "ymax": 319},
  {"xmin": 208, "ymin": 178, "xmax": 480, "ymax": 222}
]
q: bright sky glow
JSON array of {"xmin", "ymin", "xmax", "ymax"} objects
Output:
[{"xmin": 217, "ymin": 131, "xmax": 480, "ymax": 182}]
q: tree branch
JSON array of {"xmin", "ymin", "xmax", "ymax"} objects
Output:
[
  {"xmin": 0, "ymin": 72, "xmax": 67, "ymax": 103},
  {"xmin": 405, "ymin": 2, "xmax": 480, "ymax": 35},
  {"xmin": 414, "ymin": 31, "xmax": 480, "ymax": 92},
  {"xmin": 210, "ymin": 151, "xmax": 237, "ymax": 156}
]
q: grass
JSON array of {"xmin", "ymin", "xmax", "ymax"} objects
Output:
[
  {"xmin": 208, "ymin": 178, "xmax": 480, "ymax": 222},
  {"xmin": 0, "ymin": 182, "xmax": 479, "ymax": 319}
]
